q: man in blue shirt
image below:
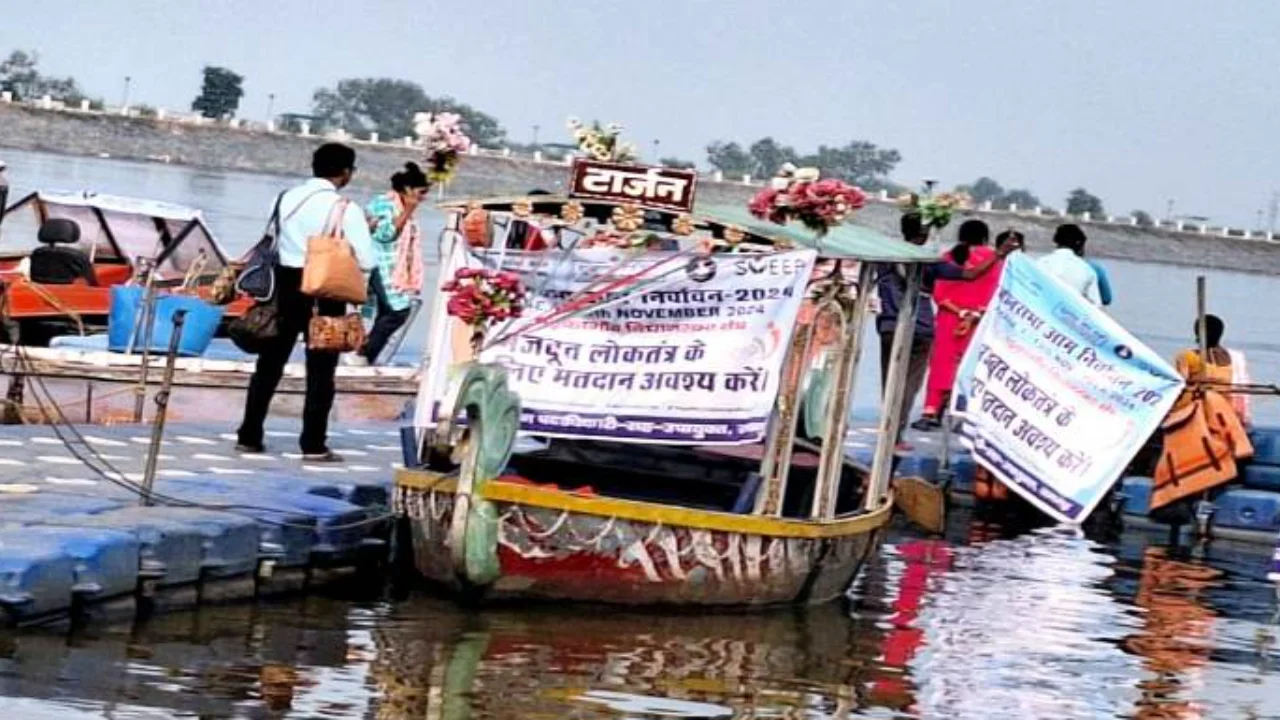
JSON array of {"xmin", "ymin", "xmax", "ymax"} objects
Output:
[{"xmin": 876, "ymin": 216, "xmax": 1018, "ymax": 448}]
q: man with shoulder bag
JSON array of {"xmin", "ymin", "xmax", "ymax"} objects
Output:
[{"xmin": 235, "ymin": 143, "xmax": 375, "ymax": 462}]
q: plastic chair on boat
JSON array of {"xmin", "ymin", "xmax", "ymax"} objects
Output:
[{"xmin": 28, "ymin": 218, "xmax": 97, "ymax": 286}]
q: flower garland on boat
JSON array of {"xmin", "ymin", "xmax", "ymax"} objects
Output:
[
  {"xmin": 898, "ymin": 191, "xmax": 970, "ymax": 229},
  {"xmin": 414, "ymin": 112, "xmax": 473, "ymax": 184},
  {"xmin": 567, "ymin": 117, "xmax": 638, "ymax": 163},
  {"xmin": 748, "ymin": 166, "xmax": 867, "ymax": 234},
  {"xmin": 443, "ymin": 267, "xmax": 526, "ymax": 352}
]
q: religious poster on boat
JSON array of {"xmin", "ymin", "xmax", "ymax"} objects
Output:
[
  {"xmin": 418, "ymin": 243, "xmax": 817, "ymax": 444},
  {"xmin": 950, "ymin": 253, "xmax": 1185, "ymax": 524}
]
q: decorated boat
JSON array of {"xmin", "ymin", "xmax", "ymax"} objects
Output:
[
  {"xmin": 393, "ymin": 150, "xmax": 941, "ymax": 606},
  {"xmin": 0, "ymin": 190, "xmax": 420, "ymax": 425}
]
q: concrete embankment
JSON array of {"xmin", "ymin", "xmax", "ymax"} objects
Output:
[{"xmin": 2, "ymin": 103, "xmax": 1278, "ymax": 273}]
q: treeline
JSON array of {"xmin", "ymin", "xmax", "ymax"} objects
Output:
[{"xmin": 702, "ymin": 137, "xmax": 902, "ymax": 192}]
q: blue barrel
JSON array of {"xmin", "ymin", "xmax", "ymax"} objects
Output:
[{"xmin": 107, "ymin": 285, "xmax": 224, "ymax": 357}]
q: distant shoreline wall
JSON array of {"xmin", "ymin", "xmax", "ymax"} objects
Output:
[{"xmin": 2, "ymin": 102, "xmax": 1279, "ymax": 274}]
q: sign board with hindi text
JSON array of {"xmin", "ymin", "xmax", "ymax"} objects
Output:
[
  {"xmin": 568, "ymin": 159, "xmax": 698, "ymax": 212},
  {"xmin": 951, "ymin": 254, "xmax": 1184, "ymax": 524},
  {"xmin": 416, "ymin": 245, "xmax": 816, "ymax": 444}
]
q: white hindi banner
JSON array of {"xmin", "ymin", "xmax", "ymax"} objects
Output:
[
  {"xmin": 951, "ymin": 254, "xmax": 1185, "ymax": 524},
  {"xmin": 417, "ymin": 243, "xmax": 817, "ymax": 444}
]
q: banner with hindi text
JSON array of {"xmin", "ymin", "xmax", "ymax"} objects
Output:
[
  {"xmin": 417, "ymin": 244, "xmax": 817, "ymax": 445},
  {"xmin": 951, "ymin": 253, "xmax": 1184, "ymax": 524}
]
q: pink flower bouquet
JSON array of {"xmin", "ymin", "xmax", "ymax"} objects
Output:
[
  {"xmin": 749, "ymin": 174, "xmax": 867, "ymax": 234},
  {"xmin": 415, "ymin": 112, "xmax": 473, "ymax": 184},
  {"xmin": 442, "ymin": 267, "xmax": 526, "ymax": 351}
]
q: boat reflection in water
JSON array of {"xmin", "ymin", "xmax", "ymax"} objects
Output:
[{"xmin": 908, "ymin": 527, "xmax": 1146, "ymax": 719}]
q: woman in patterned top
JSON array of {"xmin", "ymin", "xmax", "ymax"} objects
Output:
[{"xmin": 358, "ymin": 162, "xmax": 430, "ymax": 364}]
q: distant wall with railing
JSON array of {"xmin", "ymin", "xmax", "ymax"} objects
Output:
[{"xmin": 2, "ymin": 95, "xmax": 1279, "ymax": 273}]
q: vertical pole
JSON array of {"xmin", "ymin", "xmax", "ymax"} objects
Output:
[
  {"xmin": 866, "ymin": 265, "xmax": 922, "ymax": 510},
  {"xmin": 1196, "ymin": 276, "xmax": 1208, "ymax": 376},
  {"xmin": 131, "ymin": 261, "xmax": 158, "ymax": 422},
  {"xmin": 812, "ymin": 262, "xmax": 874, "ymax": 520},
  {"xmin": 140, "ymin": 310, "xmax": 186, "ymax": 506}
]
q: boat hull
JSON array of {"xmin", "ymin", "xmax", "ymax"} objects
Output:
[{"xmin": 394, "ymin": 476, "xmax": 891, "ymax": 607}]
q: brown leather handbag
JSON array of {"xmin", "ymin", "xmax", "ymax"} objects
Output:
[
  {"xmin": 308, "ymin": 312, "xmax": 366, "ymax": 354},
  {"xmin": 301, "ymin": 199, "xmax": 368, "ymax": 305}
]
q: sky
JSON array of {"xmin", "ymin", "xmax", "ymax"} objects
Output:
[{"xmin": 0, "ymin": 0, "xmax": 1277, "ymax": 227}]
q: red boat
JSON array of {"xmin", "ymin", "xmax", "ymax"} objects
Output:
[{"xmin": 0, "ymin": 190, "xmax": 250, "ymax": 344}]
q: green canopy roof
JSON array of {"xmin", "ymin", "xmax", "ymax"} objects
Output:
[{"xmin": 698, "ymin": 204, "xmax": 940, "ymax": 264}]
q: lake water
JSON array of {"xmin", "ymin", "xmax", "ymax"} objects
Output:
[
  {"xmin": 1, "ymin": 149, "xmax": 1279, "ymax": 719},
  {"xmin": 5, "ymin": 147, "xmax": 1280, "ymax": 423}
]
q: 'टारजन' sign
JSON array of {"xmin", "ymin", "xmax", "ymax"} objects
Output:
[
  {"xmin": 417, "ymin": 245, "xmax": 817, "ymax": 444},
  {"xmin": 951, "ymin": 253, "xmax": 1184, "ymax": 524}
]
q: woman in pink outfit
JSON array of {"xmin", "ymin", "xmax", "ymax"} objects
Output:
[{"xmin": 913, "ymin": 221, "xmax": 1006, "ymax": 431}]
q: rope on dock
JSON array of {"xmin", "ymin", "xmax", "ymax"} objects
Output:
[{"xmin": 1, "ymin": 343, "xmax": 396, "ymax": 532}]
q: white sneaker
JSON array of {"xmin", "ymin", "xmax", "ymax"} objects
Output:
[{"xmin": 342, "ymin": 354, "xmax": 369, "ymax": 367}]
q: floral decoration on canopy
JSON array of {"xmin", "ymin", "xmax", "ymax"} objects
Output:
[
  {"xmin": 748, "ymin": 166, "xmax": 867, "ymax": 234},
  {"xmin": 611, "ymin": 204, "xmax": 645, "ymax": 232},
  {"xmin": 414, "ymin": 112, "xmax": 473, "ymax": 184},
  {"xmin": 567, "ymin": 117, "xmax": 638, "ymax": 163},
  {"xmin": 898, "ymin": 191, "xmax": 970, "ymax": 230},
  {"xmin": 560, "ymin": 200, "xmax": 585, "ymax": 223}
]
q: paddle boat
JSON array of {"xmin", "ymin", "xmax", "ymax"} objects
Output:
[
  {"xmin": 392, "ymin": 159, "xmax": 940, "ymax": 606},
  {"xmin": 0, "ymin": 191, "xmax": 420, "ymax": 424}
]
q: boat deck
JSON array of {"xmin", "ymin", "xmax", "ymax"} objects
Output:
[{"xmin": 0, "ymin": 416, "xmax": 1274, "ymax": 626}]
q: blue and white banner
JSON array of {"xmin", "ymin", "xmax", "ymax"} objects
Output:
[
  {"xmin": 951, "ymin": 254, "xmax": 1185, "ymax": 524},
  {"xmin": 417, "ymin": 241, "xmax": 816, "ymax": 445}
]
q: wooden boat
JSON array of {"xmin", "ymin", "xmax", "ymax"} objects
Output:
[
  {"xmin": 393, "ymin": 160, "xmax": 940, "ymax": 607},
  {"xmin": 0, "ymin": 191, "xmax": 250, "ymax": 345}
]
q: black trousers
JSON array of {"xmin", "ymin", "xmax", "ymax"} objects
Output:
[
  {"xmin": 237, "ymin": 266, "xmax": 345, "ymax": 453},
  {"xmin": 362, "ymin": 269, "xmax": 412, "ymax": 364},
  {"xmin": 878, "ymin": 330, "xmax": 933, "ymax": 442}
]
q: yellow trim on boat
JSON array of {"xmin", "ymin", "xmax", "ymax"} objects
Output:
[{"xmin": 395, "ymin": 469, "xmax": 894, "ymax": 539}]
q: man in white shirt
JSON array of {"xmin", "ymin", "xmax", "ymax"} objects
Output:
[
  {"xmin": 1037, "ymin": 224, "xmax": 1100, "ymax": 304},
  {"xmin": 237, "ymin": 143, "xmax": 375, "ymax": 462}
]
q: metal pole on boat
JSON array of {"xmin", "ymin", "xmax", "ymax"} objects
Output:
[
  {"xmin": 140, "ymin": 310, "xmax": 186, "ymax": 507},
  {"xmin": 132, "ymin": 260, "xmax": 159, "ymax": 423},
  {"xmin": 866, "ymin": 265, "xmax": 923, "ymax": 511},
  {"xmin": 812, "ymin": 262, "xmax": 875, "ymax": 520},
  {"xmin": 1194, "ymin": 275, "xmax": 1215, "ymax": 541}
]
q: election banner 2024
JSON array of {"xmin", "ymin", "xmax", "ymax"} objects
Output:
[
  {"xmin": 417, "ymin": 244, "xmax": 816, "ymax": 445},
  {"xmin": 951, "ymin": 253, "xmax": 1185, "ymax": 524}
]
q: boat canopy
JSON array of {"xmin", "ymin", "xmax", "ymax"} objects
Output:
[
  {"xmin": 0, "ymin": 191, "xmax": 230, "ymax": 282},
  {"xmin": 439, "ymin": 195, "xmax": 940, "ymax": 264}
]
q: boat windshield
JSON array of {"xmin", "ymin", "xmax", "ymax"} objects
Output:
[{"xmin": 0, "ymin": 191, "xmax": 230, "ymax": 281}]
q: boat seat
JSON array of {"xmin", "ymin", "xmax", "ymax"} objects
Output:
[{"xmin": 29, "ymin": 218, "xmax": 97, "ymax": 286}]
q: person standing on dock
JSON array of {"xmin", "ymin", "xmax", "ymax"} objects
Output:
[
  {"xmin": 1037, "ymin": 224, "xmax": 1100, "ymax": 304},
  {"xmin": 356, "ymin": 162, "xmax": 429, "ymax": 365},
  {"xmin": 236, "ymin": 143, "xmax": 376, "ymax": 462},
  {"xmin": 877, "ymin": 216, "xmax": 1017, "ymax": 445}
]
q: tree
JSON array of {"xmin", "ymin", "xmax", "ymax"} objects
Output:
[
  {"xmin": 748, "ymin": 137, "xmax": 798, "ymax": 179},
  {"xmin": 192, "ymin": 66, "xmax": 244, "ymax": 119},
  {"xmin": 0, "ymin": 50, "xmax": 82, "ymax": 102},
  {"xmin": 798, "ymin": 140, "xmax": 902, "ymax": 188},
  {"xmin": 659, "ymin": 157, "xmax": 696, "ymax": 169},
  {"xmin": 311, "ymin": 78, "xmax": 505, "ymax": 145},
  {"xmin": 1000, "ymin": 188, "xmax": 1041, "ymax": 210},
  {"xmin": 1131, "ymin": 209, "xmax": 1154, "ymax": 227},
  {"xmin": 1065, "ymin": 187, "xmax": 1105, "ymax": 217},
  {"xmin": 0, "ymin": 50, "xmax": 39, "ymax": 99},
  {"xmin": 705, "ymin": 141, "xmax": 753, "ymax": 177},
  {"xmin": 957, "ymin": 177, "xmax": 1005, "ymax": 205}
]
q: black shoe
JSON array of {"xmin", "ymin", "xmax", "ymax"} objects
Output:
[
  {"xmin": 235, "ymin": 443, "xmax": 266, "ymax": 454},
  {"xmin": 302, "ymin": 450, "xmax": 344, "ymax": 463},
  {"xmin": 910, "ymin": 417, "xmax": 941, "ymax": 432}
]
